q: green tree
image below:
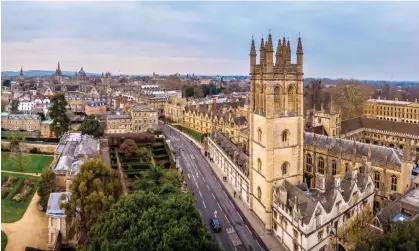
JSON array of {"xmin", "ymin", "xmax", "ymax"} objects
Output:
[
  {"xmin": 49, "ymin": 93, "xmax": 70, "ymax": 138},
  {"xmin": 60, "ymin": 158, "xmax": 121, "ymax": 245},
  {"xmin": 119, "ymin": 139, "xmax": 137, "ymax": 157},
  {"xmin": 11, "ymin": 100, "xmax": 19, "ymax": 113},
  {"xmin": 37, "ymin": 169, "xmax": 56, "ymax": 209},
  {"xmin": 9, "ymin": 136, "xmax": 29, "ymax": 172},
  {"xmin": 355, "ymin": 219, "xmax": 419, "ymax": 251},
  {"xmin": 194, "ymin": 87, "xmax": 205, "ymax": 98},
  {"xmin": 79, "ymin": 115, "xmax": 102, "ymax": 138},
  {"xmin": 83, "ymin": 191, "xmax": 220, "ymax": 251},
  {"xmin": 185, "ymin": 87, "xmax": 195, "ymax": 97}
]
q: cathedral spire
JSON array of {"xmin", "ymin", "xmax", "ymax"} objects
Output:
[
  {"xmin": 266, "ymin": 32, "xmax": 274, "ymax": 52},
  {"xmin": 297, "ymin": 36, "xmax": 303, "ymax": 54},
  {"xmin": 260, "ymin": 36, "xmax": 265, "ymax": 66},
  {"xmin": 20, "ymin": 66, "xmax": 23, "ymax": 76},
  {"xmin": 276, "ymin": 39, "xmax": 282, "ymax": 66},
  {"xmin": 250, "ymin": 37, "xmax": 256, "ymax": 56}
]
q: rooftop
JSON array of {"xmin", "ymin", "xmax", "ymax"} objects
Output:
[
  {"xmin": 132, "ymin": 105, "xmax": 157, "ymax": 112},
  {"xmin": 46, "ymin": 192, "xmax": 70, "ymax": 217},
  {"xmin": 366, "ymin": 98, "xmax": 413, "ymax": 106}
]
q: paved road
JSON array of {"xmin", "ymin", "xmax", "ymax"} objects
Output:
[{"xmin": 161, "ymin": 123, "xmax": 264, "ymax": 251}]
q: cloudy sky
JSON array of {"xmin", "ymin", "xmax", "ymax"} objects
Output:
[{"xmin": 2, "ymin": 1, "xmax": 419, "ymax": 80}]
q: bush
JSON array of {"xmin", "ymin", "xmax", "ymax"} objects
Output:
[
  {"xmin": 12, "ymin": 193, "xmax": 23, "ymax": 202},
  {"xmin": 29, "ymin": 147, "xmax": 41, "ymax": 154}
]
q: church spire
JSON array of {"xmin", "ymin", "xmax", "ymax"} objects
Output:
[
  {"xmin": 250, "ymin": 37, "xmax": 256, "ymax": 56},
  {"xmin": 20, "ymin": 66, "xmax": 23, "ymax": 76},
  {"xmin": 276, "ymin": 39, "xmax": 282, "ymax": 66},
  {"xmin": 260, "ymin": 36, "xmax": 265, "ymax": 66}
]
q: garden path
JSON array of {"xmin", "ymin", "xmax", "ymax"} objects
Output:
[
  {"xmin": 1, "ymin": 193, "xmax": 49, "ymax": 251},
  {"xmin": 1, "ymin": 170, "xmax": 41, "ymax": 177}
]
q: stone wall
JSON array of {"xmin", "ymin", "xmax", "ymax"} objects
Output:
[{"xmin": 1, "ymin": 141, "xmax": 57, "ymax": 153}]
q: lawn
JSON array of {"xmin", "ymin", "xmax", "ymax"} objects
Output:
[
  {"xmin": 1, "ymin": 152, "xmax": 53, "ymax": 173},
  {"xmin": 1, "ymin": 231, "xmax": 7, "ymax": 251},
  {"xmin": 173, "ymin": 125, "xmax": 204, "ymax": 142},
  {"xmin": 1, "ymin": 173, "xmax": 39, "ymax": 223},
  {"xmin": 1, "ymin": 131, "xmax": 29, "ymax": 138}
]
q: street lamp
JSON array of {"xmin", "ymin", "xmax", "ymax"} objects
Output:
[{"xmin": 329, "ymin": 222, "xmax": 338, "ymax": 251}]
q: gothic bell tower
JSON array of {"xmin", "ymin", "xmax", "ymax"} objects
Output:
[{"xmin": 248, "ymin": 33, "xmax": 304, "ymax": 231}]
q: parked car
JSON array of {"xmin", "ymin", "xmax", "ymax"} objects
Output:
[{"xmin": 209, "ymin": 218, "xmax": 222, "ymax": 232}]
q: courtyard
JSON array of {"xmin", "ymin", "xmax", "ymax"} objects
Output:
[{"xmin": 1, "ymin": 152, "xmax": 53, "ymax": 173}]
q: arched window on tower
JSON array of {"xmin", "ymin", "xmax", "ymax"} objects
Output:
[
  {"xmin": 257, "ymin": 186, "xmax": 262, "ymax": 200},
  {"xmin": 281, "ymin": 130, "xmax": 289, "ymax": 145},
  {"xmin": 345, "ymin": 163, "xmax": 350, "ymax": 173},
  {"xmin": 332, "ymin": 160, "xmax": 337, "ymax": 176},
  {"xmin": 318, "ymin": 157, "xmax": 325, "ymax": 174},
  {"xmin": 274, "ymin": 86, "xmax": 281, "ymax": 114},
  {"xmin": 255, "ymin": 84, "xmax": 260, "ymax": 111},
  {"xmin": 374, "ymin": 171, "xmax": 380, "ymax": 189},
  {"xmin": 257, "ymin": 128, "xmax": 262, "ymax": 143},
  {"xmin": 257, "ymin": 158, "xmax": 262, "ymax": 172},
  {"xmin": 359, "ymin": 166, "xmax": 365, "ymax": 174},
  {"xmin": 287, "ymin": 85, "xmax": 296, "ymax": 113},
  {"xmin": 306, "ymin": 154, "xmax": 312, "ymax": 172},
  {"xmin": 391, "ymin": 175, "xmax": 397, "ymax": 191},
  {"xmin": 282, "ymin": 162, "xmax": 288, "ymax": 175},
  {"xmin": 260, "ymin": 85, "xmax": 265, "ymax": 113}
]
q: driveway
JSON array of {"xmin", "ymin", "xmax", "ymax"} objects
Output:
[{"xmin": 2, "ymin": 193, "xmax": 49, "ymax": 251}]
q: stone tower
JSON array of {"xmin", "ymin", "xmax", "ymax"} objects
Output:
[
  {"xmin": 249, "ymin": 33, "xmax": 304, "ymax": 231},
  {"xmin": 19, "ymin": 66, "xmax": 24, "ymax": 81},
  {"xmin": 55, "ymin": 61, "xmax": 62, "ymax": 82}
]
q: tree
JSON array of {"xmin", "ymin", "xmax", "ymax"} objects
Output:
[
  {"xmin": 83, "ymin": 190, "xmax": 220, "ymax": 251},
  {"xmin": 38, "ymin": 169, "xmax": 56, "ymax": 209},
  {"xmin": 79, "ymin": 115, "xmax": 102, "ymax": 138},
  {"xmin": 60, "ymin": 158, "xmax": 121, "ymax": 245},
  {"xmin": 194, "ymin": 87, "xmax": 205, "ymax": 98},
  {"xmin": 185, "ymin": 87, "xmax": 194, "ymax": 97},
  {"xmin": 119, "ymin": 139, "xmax": 137, "ymax": 157},
  {"xmin": 148, "ymin": 165, "xmax": 164, "ymax": 185},
  {"xmin": 49, "ymin": 93, "xmax": 70, "ymax": 138},
  {"xmin": 2, "ymin": 79, "xmax": 11, "ymax": 87},
  {"xmin": 36, "ymin": 112, "xmax": 46, "ymax": 121},
  {"xmin": 165, "ymin": 75, "xmax": 182, "ymax": 90},
  {"xmin": 9, "ymin": 136, "xmax": 29, "ymax": 172},
  {"xmin": 332, "ymin": 80, "xmax": 373, "ymax": 120},
  {"xmin": 11, "ymin": 100, "xmax": 19, "ymax": 113},
  {"xmin": 355, "ymin": 219, "xmax": 419, "ymax": 251}
]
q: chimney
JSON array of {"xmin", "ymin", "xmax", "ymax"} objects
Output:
[
  {"xmin": 315, "ymin": 173, "xmax": 326, "ymax": 192},
  {"xmin": 334, "ymin": 176, "xmax": 341, "ymax": 190}
]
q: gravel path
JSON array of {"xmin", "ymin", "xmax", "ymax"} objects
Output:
[{"xmin": 2, "ymin": 193, "xmax": 49, "ymax": 251}]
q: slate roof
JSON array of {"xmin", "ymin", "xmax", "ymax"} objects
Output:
[
  {"xmin": 341, "ymin": 117, "xmax": 419, "ymax": 136},
  {"xmin": 305, "ymin": 125, "xmax": 328, "ymax": 136},
  {"xmin": 132, "ymin": 105, "xmax": 157, "ymax": 112},
  {"xmin": 304, "ymin": 131, "xmax": 403, "ymax": 168},
  {"xmin": 46, "ymin": 192, "xmax": 70, "ymax": 217},
  {"xmin": 210, "ymin": 130, "xmax": 249, "ymax": 177}
]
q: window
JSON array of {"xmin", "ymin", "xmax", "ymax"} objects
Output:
[
  {"xmin": 257, "ymin": 186, "xmax": 262, "ymax": 200},
  {"xmin": 274, "ymin": 86, "xmax": 281, "ymax": 113},
  {"xmin": 306, "ymin": 154, "xmax": 312, "ymax": 172},
  {"xmin": 318, "ymin": 157, "xmax": 325, "ymax": 174},
  {"xmin": 317, "ymin": 230, "xmax": 323, "ymax": 241},
  {"xmin": 281, "ymin": 130, "xmax": 289, "ymax": 143},
  {"xmin": 345, "ymin": 163, "xmax": 350, "ymax": 173},
  {"xmin": 287, "ymin": 85, "xmax": 296, "ymax": 112},
  {"xmin": 359, "ymin": 166, "xmax": 365, "ymax": 174},
  {"xmin": 391, "ymin": 175, "xmax": 397, "ymax": 191},
  {"xmin": 257, "ymin": 158, "xmax": 262, "ymax": 172},
  {"xmin": 257, "ymin": 128, "xmax": 262, "ymax": 143},
  {"xmin": 282, "ymin": 162, "xmax": 288, "ymax": 175},
  {"xmin": 332, "ymin": 160, "xmax": 337, "ymax": 175},
  {"xmin": 374, "ymin": 171, "xmax": 380, "ymax": 189},
  {"xmin": 319, "ymin": 245, "xmax": 326, "ymax": 251}
]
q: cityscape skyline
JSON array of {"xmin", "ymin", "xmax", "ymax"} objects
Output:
[{"xmin": 2, "ymin": 1, "xmax": 419, "ymax": 80}]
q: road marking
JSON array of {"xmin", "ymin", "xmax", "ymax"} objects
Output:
[
  {"xmin": 223, "ymin": 191, "xmax": 227, "ymax": 196},
  {"xmin": 246, "ymin": 225, "xmax": 252, "ymax": 235},
  {"xmin": 193, "ymin": 175, "xmax": 196, "ymax": 181},
  {"xmin": 230, "ymin": 200, "xmax": 234, "ymax": 207},
  {"xmin": 195, "ymin": 181, "xmax": 198, "ymax": 187},
  {"xmin": 207, "ymin": 184, "xmax": 211, "ymax": 190},
  {"xmin": 199, "ymin": 190, "xmax": 202, "ymax": 198},
  {"xmin": 235, "ymin": 248, "xmax": 238, "ymax": 251},
  {"xmin": 212, "ymin": 193, "xmax": 216, "ymax": 199},
  {"xmin": 256, "ymin": 240, "xmax": 263, "ymax": 250},
  {"xmin": 225, "ymin": 216, "xmax": 230, "ymax": 224},
  {"xmin": 188, "ymin": 174, "xmax": 190, "ymax": 179},
  {"xmin": 203, "ymin": 201, "xmax": 206, "ymax": 208},
  {"xmin": 237, "ymin": 213, "xmax": 243, "ymax": 221},
  {"xmin": 217, "ymin": 202, "xmax": 222, "ymax": 211},
  {"xmin": 218, "ymin": 182, "xmax": 222, "ymax": 188}
]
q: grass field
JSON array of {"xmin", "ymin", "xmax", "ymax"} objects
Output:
[
  {"xmin": 1, "ymin": 231, "xmax": 7, "ymax": 251},
  {"xmin": 1, "ymin": 173, "xmax": 39, "ymax": 223},
  {"xmin": 1, "ymin": 131, "xmax": 29, "ymax": 138},
  {"xmin": 173, "ymin": 125, "xmax": 204, "ymax": 142},
  {"xmin": 1, "ymin": 152, "xmax": 53, "ymax": 173}
]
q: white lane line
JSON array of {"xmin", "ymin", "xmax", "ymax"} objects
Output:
[
  {"xmin": 223, "ymin": 191, "xmax": 227, "ymax": 196},
  {"xmin": 203, "ymin": 201, "xmax": 206, "ymax": 208},
  {"xmin": 188, "ymin": 174, "xmax": 190, "ymax": 179},
  {"xmin": 256, "ymin": 240, "xmax": 263, "ymax": 250},
  {"xmin": 237, "ymin": 213, "xmax": 243, "ymax": 221},
  {"xmin": 199, "ymin": 190, "xmax": 202, "ymax": 198},
  {"xmin": 193, "ymin": 175, "xmax": 196, "ymax": 181},
  {"xmin": 230, "ymin": 200, "xmax": 234, "ymax": 207},
  {"xmin": 207, "ymin": 184, "xmax": 211, "ymax": 190},
  {"xmin": 246, "ymin": 225, "xmax": 252, "ymax": 235},
  {"xmin": 217, "ymin": 203, "xmax": 222, "ymax": 211},
  {"xmin": 195, "ymin": 181, "xmax": 198, "ymax": 187},
  {"xmin": 225, "ymin": 216, "xmax": 230, "ymax": 224},
  {"xmin": 234, "ymin": 247, "xmax": 238, "ymax": 251},
  {"xmin": 218, "ymin": 182, "xmax": 222, "ymax": 188},
  {"xmin": 212, "ymin": 193, "xmax": 216, "ymax": 199}
]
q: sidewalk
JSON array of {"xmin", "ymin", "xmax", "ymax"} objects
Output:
[{"xmin": 166, "ymin": 124, "xmax": 285, "ymax": 251}]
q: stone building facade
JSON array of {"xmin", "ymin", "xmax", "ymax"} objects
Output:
[
  {"xmin": 163, "ymin": 97, "xmax": 187, "ymax": 123},
  {"xmin": 363, "ymin": 98, "xmax": 419, "ymax": 124},
  {"xmin": 1, "ymin": 113, "xmax": 41, "ymax": 131},
  {"xmin": 105, "ymin": 105, "xmax": 158, "ymax": 134}
]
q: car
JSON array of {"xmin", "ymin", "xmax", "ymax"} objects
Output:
[{"xmin": 210, "ymin": 218, "xmax": 222, "ymax": 232}]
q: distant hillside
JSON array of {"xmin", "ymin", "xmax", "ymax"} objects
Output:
[{"xmin": 2, "ymin": 70, "xmax": 101, "ymax": 77}]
